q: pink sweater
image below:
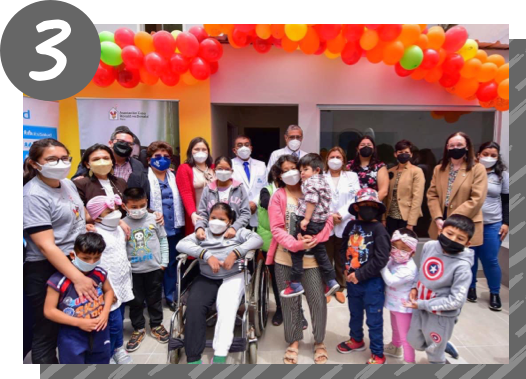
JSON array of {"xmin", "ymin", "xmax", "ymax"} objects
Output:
[{"xmin": 266, "ymin": 188, "xmax": 334, "ymax": 265}]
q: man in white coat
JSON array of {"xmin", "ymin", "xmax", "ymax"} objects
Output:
[
  {"xmin": 232, "ymin": 135, "xmax": 268, "ymax": 228},
  {"xmin": 266, "ymin": 125, "xmax": 308, "ymax": 178}
]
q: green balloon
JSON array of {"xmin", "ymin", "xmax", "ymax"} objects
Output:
[
  {"xmin": 400, "ymin": 46, "xmax": 424, "ymax": 70},
  {"xmin": 100, "ymin": 41, "xmax": 122, "ymax": 66},
  {"xmin": 99, "ymin": 31, "xmax": 115, "ymax": 43}
]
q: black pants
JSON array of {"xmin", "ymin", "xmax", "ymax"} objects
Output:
[
  {"xmin": 261, "ymin": 251, "xmax": 282, "ymax": 310},
  {"xmin": 23, "ymin": 260, "xmax": 59, "ymax": 364},
  {"xmin": 386, "ymin": 217, "xmax": 408, "ymax": 236},
  {"xmin": 292, "ymin": 217, "xmax": 335, "ymax": 283},
  {"xmin": 325, "ymin": 236, "xmax": 346, "ymax": 292},
  {"xmin": 184, "ymin": 275, "xmax": 222, "ymax": 362},
  {"xmin": 129, "ymin": 269, "xmax": 164, "ymax": 330}
]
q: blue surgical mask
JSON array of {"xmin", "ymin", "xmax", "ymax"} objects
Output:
[
  {"xmin": 150, "ymin": 156, "xmax": 171, "ymax": 171},
  {"xmin": 72, "ymin": 252, "xmax": 100, "ymax": 272}
]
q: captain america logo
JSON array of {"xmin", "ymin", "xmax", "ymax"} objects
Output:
[
  {"xmin": 423, "ymin": 257, "xmax": 444, "ymax": 281},
  {"xmin": 430, "ymin": 332, "xmax": 442, "ymax": 344}
]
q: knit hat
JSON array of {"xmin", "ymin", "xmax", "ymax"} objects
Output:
[
  {"xmin": 349, "ymin": 188, "xmax": 386, "ymax": 217},
  {"xmin": 86, "ymin": 194, "xmax": 122, "ymax": 220}
]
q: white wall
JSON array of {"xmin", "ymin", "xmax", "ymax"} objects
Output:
[{"xmin": 94, "ymin": 24, "xmax": 141, "ymax": 33}]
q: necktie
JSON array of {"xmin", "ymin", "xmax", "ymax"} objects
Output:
[
  {"xmin": 294, "ymin": 151, "xmax": 299, "ymax": 158},
  {"xmin": 243, "ymin": 161, "xmax": 251, "ymax": 182}
]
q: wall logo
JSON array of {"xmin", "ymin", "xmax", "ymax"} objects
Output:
[{"xmin": 109, "ymin": 107, "xmax": 119, "ymax": 120}]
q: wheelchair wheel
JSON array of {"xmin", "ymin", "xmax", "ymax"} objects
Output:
[
  {"xmin": 248, "ymin": 342, "xmax": 258, "ymax": 364},
  {"xmin": 253, "ymin": 259, "xmax": 270, "ymax": 338},
  {"xmin": 169, "ymin": 349, "xmax": 181, "ymax": 364}
]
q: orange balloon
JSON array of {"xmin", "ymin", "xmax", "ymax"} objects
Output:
[
  {"xmin": 438, "ymin": 48, "xmax": 447, "ymax": 65},
  {"xmin": 479, "ymin": 99, "xmax": 496, "ymax": 108},
  {"xmin": 427, "ymin": 26, "xmax": 445, "ymax": 50},
  {"xmin": 498, "ymin": 79, "xmax": 509, "ymax": 100},
  {"xmin": 256, "ymin": 24, "xmax": 272, "ymax": 39},
  {"xmin": 425, "ymin": 66, "xmax": 443, "ymax": 83},
  {"xmin": 360, "ymin": 29, "xmax": 379, "ymax": 51},
  {"xmin": 366, "ymin": 42, "xmax": 386, "ymax": 63},
  {"xmin": 204, "ymin": 24, "xmax": 222, "ymax": 37},
  {"xmin": 324, "ymin": 49, "xmax": 340, "ymax": 59},
  {"xmin": 495, "ymin": 97, "xmax": 509, "ymax": 111},
  {"xmin": 454, "ymin": 77, "xmax": 479, "ymax": 98},
  {"xmin": 460, "ymin": 58, "xmax": 482, "ymax": 79},
  {"xmin": 227, "ymin": 33, "xmax": 242, "ymax": 49},
  {"xmin": 383, "ymin": 41, "xmax": 404, "ymax": 65},
  {"xmin": 134, "ymin": 31, "xmax": 155, "ymax": 55},
  {"xmin": 495, "ymin": 63, "xmax": 509, "ymax": 83},
  {"xmin": 411, "ymin": 67, "xmax": 429, "ymax": 80},
  {"xmin": 487, "ymin": 54, "xmax": 506, "ymax": 67},
  {"xmin": 299, "ymin": 26, "xmax": 320, "ymax": 55},
  {"xmin": 271, "ymin": 24, "xmax": 285, "ymax": 39},
  {"xmin": 139, "ymin": 67, "xmax": 158, "ymax": 85},
  {"xmin": 416, "ymin": 34, "xmax": 429, "ymax": 50},
  {"xmin": 431, "ymin": 111, "xmax": 443, "ymax": 120},
  {"xmin": 419, "ymin": 24, "xmax": 427, "ymax": 31},
  {"xmin": 475, "ymin": 50, "xmax": 488, "ymax": 63},
  {"xmin": 281, "ymin": 36, "xmax": 299, "ymax": 53},
  {"xmin": 398, "ymin": 24, "xmax": 421, "ymax": 46},
  {"xmin": 220, "ymin": 24, "xmax": 235, "ymax": 35},
  {"xmin": 327, "ymin": 33, "xmax": 346, "ymax": 54},
  {"xmin": 476, "ymin": 63, "xmax": 498, "ymax": 82}
]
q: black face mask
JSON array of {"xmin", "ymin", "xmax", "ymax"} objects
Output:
[
  {"xmin": 113, "ymin": 141, "xmax": 133, "ymax": 158},
  {"xmin": 397, "ymin": 153, "xmax": 411, "ymax": 164},
  {"xmin": 359, "ymin": 146, "xmax": 373, "ymax": 158},
  {"xmin": 358, "ymin": 206, "xmax": 378, "ymax": 222},
  {"xmin": 448, "ymin": 148, "xmax": 467, "ymax": 160},
  {"xmin": 438, "ymin": 234, "xmax": 465, "ymax": 254}
]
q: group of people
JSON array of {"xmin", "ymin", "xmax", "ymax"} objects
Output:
[{"xmin": 22, "ymin": 123, "xmax": 509, "ymax": 365}]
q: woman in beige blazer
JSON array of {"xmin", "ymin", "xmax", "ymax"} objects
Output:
[
  {"xmin": 427, "ymin": 132, "xmax": 488, "ymax": 246},
  {"xmin": 385, "ymin": 140, "xmax": 425, "ymax": 236}
]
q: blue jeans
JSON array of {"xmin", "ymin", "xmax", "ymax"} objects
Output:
[
  {"xmin": 470, "ymin": 222, "xmax": 503, "ymax": 294},
  {"xmin": 109, "ymin": 306, "xmax": 124, "ymax": 354},
  {"xmin": 347, "ymin": 276, "xmax": 385, "ymax": 357},
  {"xmin": 163, "ymin": 230, "xmax": 184, "ymax": 303}
]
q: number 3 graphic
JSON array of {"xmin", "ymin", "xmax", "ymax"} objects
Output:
[{"xmin": 29, "ymin": 20, "xmax": 71, "ymax": 81}]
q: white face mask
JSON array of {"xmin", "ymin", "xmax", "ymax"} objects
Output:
[
  {"xmin": 328, "ymin": 158, "xmax": 343, "ymax": 171},
  {"xmin": 72, "ymin": 252, "xmax": 101, "ymax": 272},
  {"xmin": 287, "ymin": 139, "xmax": 301, "ymax": 152},
  {"xmin": 209, "ymin": 219, "xmax": 229, "ymax": 234},
  {"xmin": 101, "ymin": 210, "xmax": 121, "ymax": 228},
  {"xmin": 216, "ymin": 170, "xmax": 232, "ymax": 182},
  {"xmin": 193, "ymin": 151, "xmax": 208, "ymax": 164},
  {"xmin": 236, "ymin": 146, "xmax": 251, "ymax": 160},
  {"xmin": 128, "ymin": 207, "xmax": 148, "ymax": 220},
  {"xmin": 479, "ymin": 157, "xmax": 498, "ymax": 169},
  {"xmin": 281, "ymin": 169, "xmax": 301, "ymax": 186},
  {"xmin": 37, "ymin": 160, "xmax": 71, "ymax": 180}
]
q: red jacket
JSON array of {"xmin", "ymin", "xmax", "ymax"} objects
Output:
[{"xmin": 176, "ymin": 163, "xmax": 197, "ymax": 236}]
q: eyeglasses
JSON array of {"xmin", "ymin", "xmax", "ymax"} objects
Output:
[
  {"xmin": 43, "ymin": 156, "xmax": 72, "ymax": 166},
  {"xmin": 114, "ymin": 139, "xmax": 134, "ymax": 147}
]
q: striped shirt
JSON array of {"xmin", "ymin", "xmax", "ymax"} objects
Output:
[
  {"xmin": 297, "ymin": 174, "xmax": 331, "ymax": 223},
  {"xmin": 113, "ymin": 160, "xmax": 133, "ymax": 182}
]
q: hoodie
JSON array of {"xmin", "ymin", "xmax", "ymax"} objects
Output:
[{"xmin": 412, "ymin": 240, "xmax": 474, "ymax": 317}]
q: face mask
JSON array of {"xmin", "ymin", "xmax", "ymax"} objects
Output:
[
  {"xmin": 193, "ymin": 151, "xmax": 208, "ymax": 164},
  {"xmin": 448, "ymin": 148, "xmax": 467, "ymax": 160},
  {"xmin": 328, "ymin": 158, "xmax": 343, "ymax": 171},
  {"xmin": 237, "ymin": 146, "xmax": 251, "ymax": 160},
  {"xmin": 397, "ymin": 153, "xmax": 411, "ymax": 164},
  {"xmin": 390, "ymin": 247, "xmax": 412, "ymax": 264},
  {"xmin": 37, "ymin": 160, "xmax": 71, "ymax": 180},
  {"xmin": 216, "ymin": 170, "xmax": 232, "ymax": 182},
  {"xmin": 113, "ymin": 141, "xmax": 133, "ymax": 158},
  {"xmin": 100, "ymin": 210, "xmax": 122, "ymax": 228},
  {"xmin": 90, "ymin": 159, "xmax": 112, "ymax": 176},
  {"xmin": 359, "ymin": 146, "xmax": 373, "ymax": 158},
  {"xmin": 479, "ymin": 157, "xmax": 498, "ymax": 169},
  {"xmin": 281, "ymin": 169, "xmax": 301, "ymax": 186},
  {"xmin": 438, "ymin": 233, "xmax": 465, "ymax": 254},
  {"xmin": 150, "ymin": 156, "xmax": 171, "ymax": 171},
  {"xmin": 288, "ymin": 139, "xmax": 301, "ymax": 152},
  {"xmin": 72, "ymin": 252, "xmax": 101, "ymax": 272},
  {"xmin": 209, "ymin": 219, "xmax": 228, "ymax": 234},
  {"xmin": 127, "ymin": 207, "xmax": 148, "ymax": 220},
  {"xmin": 358, "ymin": 205, "xmax": 378, "ymax": 222}
]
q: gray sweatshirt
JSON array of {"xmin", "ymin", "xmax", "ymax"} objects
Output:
[
  {"xmin": 412, "ymin": 240, "xmax": 474, "ymax": 317},
  {"xmin": 176, "ymin": 228, "xmax": 263, "ymax": 280}
]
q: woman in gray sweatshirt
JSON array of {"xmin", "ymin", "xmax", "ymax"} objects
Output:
[{"xmin": 176, "ymin": 202, "xmax": 263, "ymax": 364}]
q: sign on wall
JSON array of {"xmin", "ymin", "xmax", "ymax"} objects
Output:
[{"xmin": 23, "ymin": 97, "xmax": 59, "ymax": 161}]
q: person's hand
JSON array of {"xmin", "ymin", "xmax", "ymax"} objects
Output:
[
  {"xmin": 298, "ymin": 234, "xmax": 318, "ymax": 250},
  {"xmin": 191, "ymin": 212, "xmax": 203, "ymax": 226},
  {"xmin": 409, "ymin": 288, "xmax": 418, "ymax": 301},
  {"xmin": 249, "ymin": 201, "xmax": 257, "ymax": 215},
  {"xmin": 86, "ymin": 224, "xmax": 96, "ymax": 233},
  {"xmin": 95, "ymin": 312, "xmax": 109, "ymax": 331},
  {"xmin": 73, "ymin": 176, "xmax": 84, "ymax": 181},
  {"xmin": 155, "ymin": 212, "xmax": 164, "ymax": 226},
  {"xmin": 119, "ymin": 219, "xmax": 131, "ymax": 240},
  {"xmin": 73, "ymin": 275, "xmax": 99, "ymax": 302},
  {"xmin": 332, "ymin": 213, "xmax": 342, "ymax": 225},
  {"xmin": 499, "ymin": 224, "xmax": 509, "ymax": 241},
  {"xmin": 160, "ymin": 266, "xmax": 166, "ymax": 271},
  {"xmin": 347, "ymin": 272, "xmax": 358, "ymax": 284},
  {"xmin": 435, "ymin": 218, "xmax": 444, "ymax": 232},
  {"xmin": 220, "ymin": 252, "xmax": 238, "ymax": 271},
  {"xmin": 77, "ymin": 318, "xmax": 99, "ymax": 332},
  {"xmin": 407, "ymin": 225, "xmax": 414, "ymax": 231},
  {"xmin": 224, "ymin": 227, "xmax": 237, "ymax": 239},
  {"xmin": 196, "ymin": 228, "xmax": 206, "ymax": 241},
  {"xmin": 207, "ymin": 256, "xmax": 221, "ymax": 273},
  {"xmin": 300, "ymin": 218, "xmax": 309, "ymax": 231},
  {"xmin": 403, "ymin": 299, "xmax": 418, "ymax": 309},
  {"xmin": 382, "ymin": 220, "xmax": 387, "ymax": 227}
]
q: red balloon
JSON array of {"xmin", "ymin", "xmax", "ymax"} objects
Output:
[
  {"xmin": 232, "ymin": 29, "xmax": 250, "ymax": 47},
  {"xmin": 93, "ymin": 64, "xmax": 116, "ymax": 87},
  {"xmin": 176, "ymin": 32, "xmax": 200, "ymax": 58},
  {"xmin": 199, "ymin": 38, "xmax": 223, "ymax": 62},
  {"xmin": 190, "ymin": 57, "xmax": 211, "ymax": 80},
  {"xmin": 121, "ymin": 45, "xmax": 144, "ymax": 70},
  {"xmin": 341, "ymin": 42, "xmax": 362, "ymax": 65},
  {"xmin": 170, "ymin": 53, "xmax": 190, "ymax": 74},
  {"xmin": 114, "ymin": 27, "xmax": 135, "ymax": 48},
  {"xmin": 378, "ymin": 24, "xmax": 402, "ymax": 41},
  {"xmin": 476, "ymin": 81, "xmax": 499, "ymax": 102},
  {"xmin": 189, "ymin": 26, "xmax": 208, "ymax": 43},
  {"xmin": 443, "ymin": 26, "xmax": 468, "ymax": 52},
  {"xmin": 365, "ymin": 24, "xmax": 380, "ymax": 30},
  {"xmin": 117, "ymin": 67, "xmax": 140, "ymax": 88},
  {"xmin": 442, "ymin": 53, "xmax": 464, "ymax": 73},
  {"xmin": 318, "ymin": 24, "xmax": 341, "ymax": 40},
  {"xmin": 153, "ymin": 31, "xmax": 176, "ymax": 57},
  {"xmin": 209, "ymin": 61, "xmax": 219, "ymax": 75},
  {"xmin": 439, "ymin": 71, "xmax": 461, "ymax": 88},
  {"xmin": 271, "ymin": 36, "xmax": 282, "ymax": 49},
  {"xmin": 342, "ymin": 25, "xmax": 364, "ymax": 42},
  {"xmin": 144, "ymin": 52, "xmax": 168, "ymax": 76},
  {"xmin": 253, "ymin": 37, "xmax": 272, "ymax": 54},
  {"xmin": 420, "ymin": 49, "xmax": 440, "ymax": 70},
  {"xmin": 234, "ymin": 24, "xmax": 256, "ymax": 33},
  {"xmin": 160, "ymin": 70, "xmax": 180, "ymax": 86},
  {"xmin": 395, "ymin": 62, "xmax": 413, "ymax": 77},
  {"xmin": 314, "ymin": 41, "xmax": 327, "ymax": 55}
]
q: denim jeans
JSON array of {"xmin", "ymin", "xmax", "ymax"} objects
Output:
[{"xmin": 470, "ymin": 222, "xmax": 503, "ymax": 294}]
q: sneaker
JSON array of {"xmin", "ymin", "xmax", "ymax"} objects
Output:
[
  {"xmin": 336, "ymin": 338, "xmax": 366, "ymax": 354},
  {"xmin": 325, "ymin": 280, "xmax": 340, "ymax": 297},
  {"xmin": 335, "ymin": 292, "xmax": 346, "ymax": 304},
  {"xmin": 489, "ymin": 293, "xmax": 502, "ymax": 311},
  {"xmin": 113, "ymin": 347, "xmax": 133, "ymax": 364},
  {"xmin": 151, "ymin": 325, "xmax": 170, "ymax": 344},
  {"xmin": 367, "ymin": 354, "xmax": 386, "ymax": 364},
  {"xmin": 383, "ymin": 342, "xmax": 403, "ymax": 358},
  {"xmin": 467, "ymin": 288, "xmax": 477, "ymax": 303},
  {"xmin": 109, "ymin": 357, "xmax": 117, "ymax": 364},
  {"xmin": 280, "ymin": 281, "xmax": 305, "ymax": 298},
  {"xmin": 126, "ymin": 329, "xmax": 146, "ymax": 352},
  {"xmin": 445, "ymin": 341, "xmax": 459, "ymax": 359}
]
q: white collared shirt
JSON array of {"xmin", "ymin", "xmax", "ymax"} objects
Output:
[{"xmin": 266, "ymin": 146, "xmax": 308, "ymax": 178}]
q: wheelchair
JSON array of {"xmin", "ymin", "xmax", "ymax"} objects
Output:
[{"xmin": 167, "ymin": 249, "xmax": 270, "ymax": 364}]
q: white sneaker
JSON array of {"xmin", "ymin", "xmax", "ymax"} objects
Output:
[
  {"xmin": 109, "ymin": 357, "xmax": 116, "ymax": 364},
  {"xmin": 383, "ymin": 342, "xmax": 403, "ymax": 358},
  {"xmin": 113, "ymin": 347, "xmax": 133, "ymax": 364}
]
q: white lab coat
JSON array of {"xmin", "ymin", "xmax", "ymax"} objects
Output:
[
  {"xmin": 325, "ymin": 170, "xmax": 361, "ymax": 238},
  {"xmin": 265, "ymin": 146, "xmax": 308, "ymax": 178},
  {"xmin": 232, "ymin": 157, "xmax": 268, "ymax": 227}
]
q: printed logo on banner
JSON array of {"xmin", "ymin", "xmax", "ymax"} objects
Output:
[
  {"xmin": 109, "ymin": 107, "xmax": 119, "ymax": 121},
  {"xmin": 23, "ymin": 126, "xmax": 58, "ymax": 140}
]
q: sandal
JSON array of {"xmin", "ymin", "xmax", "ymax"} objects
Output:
[
  {"xmin": 283, "ymin": 346, "xmax": 299, "ymax": 364},
  {"xmin": 314, "ymin": 343, "xmax": 328, "ymax": 364}
]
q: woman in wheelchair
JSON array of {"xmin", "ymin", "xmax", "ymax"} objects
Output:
[{"xmin": 176, "ymin": 203, "xmax": 263, "ymax": 364}]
